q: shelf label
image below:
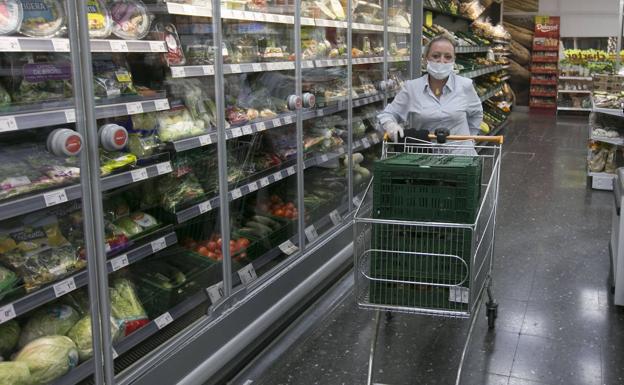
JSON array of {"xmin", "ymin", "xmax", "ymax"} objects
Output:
[
  {"xmin": 64, "ymin": 109, "xmax": 76, "ymax": 123},
  {"xmin": 203, "ymin": 65, "xmax": 215, "ymax": 75},
  {"xmin": 336, "ymin": 147, "xmax": 345, "ymax": 154},
  {"xmin": 304, "ymin": 225, "xmax": 319, "ymax": 242},
  {"xmin": 154, "ymin": 312, "xmax": 174, "ymax": 329},
  {"xmin": 287, "ymin": 166, "xmax": 296, "ymax": 175},
  {"xmin": 53, "ymin": 277, "xmax": 77, "ymax": 298},
  {"xmin": 51, "ymin": 38, "xmax": 70, "ymax": 51},
  {"xmin": 255, "ymin": 121, "xmax": 266, "ymax": 131},
  {"xmin": 171, "ymin": 66, "xmax": 185, "ymax": 77},
  {"xmin": 198, "ymin": 134, "xmax": 212, "ymax": 146},
  {"xmin": 352, "ymin": 196, "xmax": 362, "ymax": 207},
  {"xmin": 126, "ymin": 102, "xmax": 144, "ymax": 115},
  {"xmin": 156, "ymin": 162, "xmax": 173, "ymax": 175},
  {"xmin": 206, "ymin": 282, "xmax": 224, "ymax": 304},
  {"xmin": 131, "ymin": 168, "xmax": 149, "ymax": 182},
  {"xmin": 231, "ymin": 127, "xmax": 243, "ymax": 138},
  {"xmin": 0, "ymin": 304, "xmax": 16, "ymax": 324},
  {"xmin": 237, "ymin": 264, "xmax": 258, "ymax": 286},
  {"xmin": 272, "ymin": 118, "xmax": 281, "ymax": 127},
  {"xmin": 231, "ymin": 188, "xmax": 242, "ymax": 200},
  {"xmin": 110, "ymin": 254, "xmax": 129, "ymax": 272},
  {"xmin": 242, "ymin": 126, "xmax": 253, "ymax": 135},
  {"xmin": 320, "ymin": 154, "xmax": 329, "ymax": 163},
  {"xmin": 283, "ymin": 115, "xmax": 294, "ymax": 124},
  {"xmin": 150, "ymin": 41, "xmax": 165, "ymax": 52},
  {"xmin": 449, "ymin": 287, "xmax": 470, "ymax": 304},
  {"xmin": 0, "ymin": 37, "xmax": 19, "ymax": 51},
  {"xmin": 259, "ymin": 177, "xmax": 270, "ymax": 187},
  {"xmin": 112, "ymin": 349, "xmax": 119, "ymax": 359},
  {"xmin": 329, "ymin": 210, "xmax": 342, "ymax": 226},
  {"xmin": 44, "ymin": 189, "xmax": 68, "ymax": 207},
  {"xmin": 278, "ymin": 240, "xmax": 298, "ymax": 255},
  {"xmin": 198, "ymin": 200, "xmax": 212, "ymax": 214},
  {"xmin": 252, "ymin": 63, "xmax": 262, "ymax": 71},
  {"xmin": 230, "ymin": 64, "xmax": 241, "ymax": 73},
  {"xmin": 151, "ymin": 237, "xmax": 167, "ymax": 253},
  {"xmin": 155, "ymin": 99, "xmax": 170, "ymax": 111},
  {"xmin": 0, "ymin": 116, "xmax": 18, "ymax": 132},
  {"xmin": 110, "ymin": 40, "xmax": 129, "ymax": 52},
  {"xmin": 247, "ymin": 181, "xmax": 258, "ymax": 192}
]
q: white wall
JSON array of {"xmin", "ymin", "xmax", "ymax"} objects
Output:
[{"xmin": 537, "ymin": 0, "xmax": 619, "ymax": 37}]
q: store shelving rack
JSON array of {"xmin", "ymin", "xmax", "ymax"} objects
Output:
[{"xmin": 588, "ymin": 98, "xmax": 624, "ymax": 190}]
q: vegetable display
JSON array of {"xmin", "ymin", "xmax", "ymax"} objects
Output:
[
  {"xmin": 182, "ymin": 234, "xmax": 251, "ymax": 262},
  {"xmin": 0, "ymin": 320, "xmax": 20, "ymax": 358},
  {"xmin": 18, "ymin": 304, "xmax": 80, "ymax": 348},
  {"xmin": 109, "ymin": 278, "xmax": 149, "ymax": 336},
  {"xmin": 67, "ymin": 315, "xmax": 120, "ymax": 361},
  {"xmin": 0, "ymin": 361, "xmax": 31, "ymax": 385},
  {"xmin": 14, "ymin": 335, "xmax": 79, "ymax": 385}
]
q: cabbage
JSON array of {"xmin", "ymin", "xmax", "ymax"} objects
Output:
[
  {"xmin": 14, "ymin": 336, "xmax": 78, "ymax": 385},
  {"xmin": 18, "ymin": 305, "xmax": 80, "ymax": 348},
  {"xmin": 0, "ymin": 320, "xmax": 20, "ymax": 357},
  {"xmin": 0, "ymin": 361, "xmax": 31, "ymax": 385},
  {"xmin": 67, "ymin": 316, "xmax": 120, "ymax": 362}
]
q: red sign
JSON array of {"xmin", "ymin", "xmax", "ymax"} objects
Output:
[{"xmin": 534, "ymin": 16, "xmax": 560, "ymax": 38}]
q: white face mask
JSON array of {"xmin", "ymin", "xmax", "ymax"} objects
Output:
[{"xmin": 427, "ymin": 61, "xmax": 454, "ymax": 80}]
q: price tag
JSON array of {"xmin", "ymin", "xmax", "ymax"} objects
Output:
[
  {"xmin": 230, "ymin": 64, "xmax": 241, "ymax": 73},
  {"xmin": 44, "ymin": 189, "xmax": 68, "ymax": 207},
  {"xmin": 252, "ymin": 63, "xmax": 262, "ymax": 71},
  {"xmin": 198, "ymin": 134, "xmax": 212, "ymax": 146},
  {"xmin": 131, "ymin": 168, "xmax": 149, "ymax": 182},
  {"xmin": 182, "ymin": 4, "xmax": 195, "ymax": 13},
  {"xmin": 272, "ymin": 118, "xmax": 281, "ymax": 127},
  {"xmin": 231, "ymin": 127, "xmax": 243, "ymax": 138},
  {"xmin": 126, "ymin": 102, "xmax": 144, "ymax": 115},
  {"xmin": 151, "ymin": 237, "xmax": 167, "ymax": 253},
  {"xmin": 110, "ymin": 254, "xmax": 129, "ymax": 272},
  {"xmin": 51, "ymin": 39, "xmax": 70, "ymax": 51},
  {"xmin": 0, "ymin": 116, "xmax": 18, "ymax": 132},
  {"xmin": 150, "ymin": 41, "xmax": 165, "ymax": 52},
  {"xmin": 155, "ymin": 99, "xmax": 170, "ymax": 111},
  {"xmin": 304, "ymin": 225, "xmax": 319, "ymax": 242},
  {"xmin": 254, "ymin": 12, "xmax": 266, "ymax": 21},
  {"xmin": 278, "ymin": 240, "xmax": 298, "ymax": 255},
  {"xmin": 232, "ymin": 10, "xmax": 245, "ymax": 19},
  {"xmin": 284, "ymin": 115, "xmax": 293, "ymax": 124},
  {"xmin": 157, "ymin": 162, "xmax": 173, "ymax": 175},
  {"xmin": 362, "ymin": 138, "xmax": 370, "ymax": 147},
  {"xmin": 231, "ymin": 189, "xmax": 242, "ymax": 200},
  {"xmin": 53, "ymin": 277, "xmax": 77, "ymax": 298},
  {"xmin": 242, "ymin": 126, "xmax": 253, "ymax": 135},
  {"xmin": 449, "ymin": 287, "xmax": 470, "ymax": 304},
  {"xmin": 248, "ymin": 181, "xmax": 258, "ymax": 192},
  {"xmin": 353, "ymin": 196, "xmax": 362, "ymax": 207},
  {"xmin": 237, "ymin": 264, "xmax": 258, "ymax": 285},
  {"xmin": 206, "ymin": 282, "xmax": 225, "ymax": 304},
  {"xmin": 198, "ymin": 200, "xmax": 212, "ymax": 214},
  {"xmin": 110, "ymin": 40, "xmax": 129, "ymax": 52},
  {"xmin": 320, "ymin": 154, "xmax": 329, "ymax": 163},
  {"xmin": 329, "ymin": 210, "xmax": 342, "ymax": 226},
  {"xmin": 255, "ymin": 121, "xmax": 266, "ymax": 131},
  {"xmin": 154, "ymin": 312, "xmax": 174, "ymax": 329},
  {"xmin": 259, "ymin": 177, "xmax": 270, "ymax": 187},
  {"xmin": 0, "ymin": 304, "xmax": 16, "ymax": 323},
  {"xmin": 171, "ymin": 66, "xmax": 185, "ymax": 78},
  {"xmin": 64, "ymin": 109, "xmax": 76, "ymax": 123},
  {"xmin": 0, "ymin": 37, "xmax": 19, "ymax": 51},
  {"xmin": 112, "ymin": 349, "xmax": 119, "ymax": 359},
  {"xmin": 287, "ymin": 166, "xmax": 296, "ymax": 175},
  {"xmin": 277, "ymin": 15, "xmax": 291, "ymax": 23}
]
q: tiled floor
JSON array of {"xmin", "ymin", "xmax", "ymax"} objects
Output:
[{"xmin": 245, "ymin": 112, "xmax": 624, "ymax": 385}]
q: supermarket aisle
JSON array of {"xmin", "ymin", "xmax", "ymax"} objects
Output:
[{"xmin": 234, "ymin": 111, "xmax": 624, "ymax": 385}]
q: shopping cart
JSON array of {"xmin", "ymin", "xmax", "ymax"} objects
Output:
[{"xmin": 353, "ymin": 133, "xmax": 504, "ymax": 385}]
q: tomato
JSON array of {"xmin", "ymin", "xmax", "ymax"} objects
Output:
[
  {"xmin": 198, "ymin": 246, "xmax": 209, "ymax": 256},
  {"xmin": 237, "ymin": 238, "xmax": 250, "ymax": 248},
  {"xmin": 207, "ymin": 241, "xmax": 217, "ymax": 252},
  {"xmin": 286, "ymin": 202, "xmax": 295, "ymax": 209},
  {"xmin": 275, "ymin": 209, "xmax": 285, "ymax": 217},
  {"xmin": 230, "ymin": 245, "xmax": 238, "ymax": 254},
  {"xmin": 217, "ymin": 238, "xmax": 222, "ymax": 248}
]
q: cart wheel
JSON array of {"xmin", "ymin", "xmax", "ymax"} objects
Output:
[
  {"xmin": 385, "ymin": 311, "xmax": 393, "ymax": 322},
  {"xmin": 486, "ymin": 301, "xmax": 498, "ymax": 329}
]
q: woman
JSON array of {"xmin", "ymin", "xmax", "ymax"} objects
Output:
[{"xmin": 378, "ymin": 35, "xmax": 483, "ymax": 142}]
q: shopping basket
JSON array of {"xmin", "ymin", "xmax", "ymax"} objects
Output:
[{"xmin": 353, "ymin": 133, "xmax": 504, "ymax": 385}]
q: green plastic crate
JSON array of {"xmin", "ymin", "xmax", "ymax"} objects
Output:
[{"xmin": 373, "ymin": 153, "xmax": 482, "ymax": 223}]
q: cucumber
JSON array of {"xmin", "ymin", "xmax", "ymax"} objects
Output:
[
  {"xmin": 246, "ymin": 221, "xmax": 273, "ymax": 236},
  {"xmin": 239, "ymin": 227, "xmax": 263, "ymax": 238},
  {"xmin": 252, "ymin": 215, "xmax": 281, "ymax": 230}
]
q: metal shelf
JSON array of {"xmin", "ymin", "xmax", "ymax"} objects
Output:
[
  {"xmin": 558, "ymin": 90, "xmax": 592, "ymax": 94},
  {"xmin": 0, "ymin": 37, "xmax": 166, "ymax": 53},
  {"xmin": 456, "ymin": 46, "xmax": 491, "ymax": 54},
  {"xmin": 479, "ymin": 85, "xmax": 503, "ymax": 102},
  {"xmin": 591, "ymin": 135, "xmax": 624, "ymax": 145},
  {"xmin": 423, "ymin": 6, "xmax": 473, "ymax": 22},
  {"xmin": 460, "ymin": 65, "xmax": 503, "ymax": 79},
  {"xmin": 559, "ymin": 76, "xmax": 593, "ymax": 81},
  {"xmin": 592, "ymin": 106, "xmax": 624, "ymax": 117},
  {"xmin": 174, "ymin": 131, "xmax": 382, "ymax": 224},
  {"xmin": 557, "ymin": 106, "xmax": 592, "ymax": 111},
  {"xmin": 0, "ymin": 161, "xmax": 173, "ymax": 221},
  {"xmin": 0, "ymin": 232, "xmax": 178, "ymax": 326}
]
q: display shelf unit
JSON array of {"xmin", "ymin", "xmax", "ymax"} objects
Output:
[
  {"xmin": 423, "ymin": 5, "xmax": 473, "ymax": 22},
  {"xmin": 479, "ymin": 85, "xmax": 504, "ymax": 102},
  {"xmin": 529, "ymin": 17, "xmax": 560, "ymax": 112},
  {"xmin": 558, "ymin": 90, "xmax": 592, "ymax": 94},
  {"xmin": 460, "ymin": 65, "xmax": 504, "ymax": 79},
  {"xmin": 560, "ymin": 76, "xmax": 593, "ymax": 81},
  {"xmin": 588, "ymin": 95, "xmax": 624, "ymax": 190},
  {"xmin": 0, "ymin": 36, "xmax": 167, "ymax": 53},
  {"xmin": 558, "ymin": 106, "xmax": 592, "ymax": 111}
]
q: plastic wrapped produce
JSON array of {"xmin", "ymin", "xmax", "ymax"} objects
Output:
[
  {"xmin": 156, "ymin": 107, "xmax": 208, "ymax": 142},
  {"xmin": 14, "ymin": 335, "xmax": 78, "ymax": 385},
  {"xmin": 67, "ymin": 315, "xmax": 120, "ymax": 361},
  {"xmin": 0, "ymin": 0, "xmax": 23, "ymax": 36},
  {"xmin": 4, "ymin": 53, "xmax": 73, "ymax": 103},
  {"xmin": 0, "ymin": 265, "xmax": 18, "ymax": 300},
  {"xmin": 0, "ymin": 361, "xmax": 31, "ymax": 385},
  {"xmin": 109, "ymin": 0, "xmax": 152, "ymax": 40},
  {"xmin": 92, "ymin": 54, "xmax": 138, "ymax": 99},
  {"xmin": 153, "ymin": 22, "xmax": 185, "ymax": 66},
  {"xmin": 87, "ymin": 0, "xmax": 112, "ymax": 38},
  {"xmin": 109, "ymin": 278, "xmax": 149, "ymax": 336},
  {"xmin": 19, "ymin": 0, "xmax": 65, "ymax": 38},
  {"xmin": 157, "ymin": 173, "xmax": 206, "ymax": 212},
  {"xmin": 99, "ymin": 150, "xmax": 137, "ymax": 175},
  {"xmin": 18, "ymin": 304, "xmax": 80, "ymax": 348},
  {"xmin": 0, "ymin": 320, "xmax": 20, "ymax": 358}
]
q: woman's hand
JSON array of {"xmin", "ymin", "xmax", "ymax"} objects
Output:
[{"xmin": 383, "ymin": 121, "xmax": 404, "ymax": 142}]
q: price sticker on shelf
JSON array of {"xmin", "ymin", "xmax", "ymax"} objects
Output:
[
  {"xmin": 247, "ymin": 181, "xmax": 258, "ymax": 192},
  {"xmin": 259, "ymin": 177, "xmax": 270, "ymax": 188},
  {"xmin": 126, "ymin": 102, "xmax": 144, "ymax": 115},
  {"xmin": 231, "ymin": 189, "xmax": 242, "ymax": 200},
  {"xmin": 278, "ymin": 240, "xmax": 298, "ymax": 255},
  {"xmin": 242, "ymin": 126, "xmax": 253, "ymax": 135},
  {"xmin": 64, "ymin": 109, "xmax": 76, "ymax": 123},
  {"xmin": 0, "ymin": 37, "xmax": 19, "ymax": 51},
  {"xmin": 150, "ymin": 41, "xmax": 166, "ymax": 52},
  {"xmin": 53, "ymin": 277, "xmax": 77, "ymax": 298},
  {"xmin": 231, "ymin": 127, "xmax": 243, "ymax": 138},
  {"xmin": 154, "ymin": 312, "xmax": 174, "ymax": 329},
  {"xmin": 171, "ymin": 66, "xmax": 185, "ymax": 78},
  {"xmin": 329, "ymin": 210, "xmax": 342, "ymax": 226},
  {"xmin": 207, "ymin": 282, "xmax": 225, "ymax": 304},
  {"xmin": 255, "ymin": 121, "xmax": 266, "ymax": 131},
  {"xmin": 287, "ymin": 166, "xmax": 296, "ymax": 175},
  {"xmin": 0, "ymin": 116, "xmax": 18, "ymax": 132},
  {"xmin": 353, "ymin": 196, "xmax": 362, "ymax": 207},
  {"xmin": 44, "ymin": 189, "xmax": 68, "ymax": 207},
  {"xmin": 112, "ymin": 349, "xmax": 119, "ymax": 359},
  {"xmin": 155, "ymin": 99, "xmax": 170, "ymax": 111},
  {"xmin": 131, "ymin": 168, "xmax": 149, "ymax": 182},
  {"xmin": 110, "ymin": 40, "xmax": 129, "ymax": 52},
  {"xmin": 151, "ymin": 237, "xmax": 167, "ymax": 253},
  {"xmin": 198, "ymin": 200, "xmax": 212, "ymax": 214},
  {"xmin": 283, "ymin": 115, "xmax": 294, "ymax": 124},
  {"xmin": 157, "ymin": 162, "xmax": 173, "ymax": 175},
  {"xmin": 272, "ymin": 118, "xmax": 281, "ymax": 127},
  {"xmin": 51, "ymin": 38, "xmax": 70, "ymax": 52},
  {"xmin": 110, "ymin": 254, "xmax": 129, "ymax": 272},
  {"xmin": 202, "ymin": 65, "xmax": 214, "ymax": 75},
  {"xmin": 230, "ymin": 64, "xmax": 242, "ymax": 73},
  {"xmin": 252, "ymin": 63, "xmax": 262, "ymax": 72},
  {"xmin": 0, "ymin": 304, "xmax": 16, "ymax": 323},
  {"xmin": 320, "ymin": 154, "xmax": 329, "ymax": 163},
  {"xmin": 304, "ymin": 225, "xmax": 319, "ymax": 242},
  {"xmin": 237, "ymin": 264, "xmax": 258, "ymax": 286},
  {"xmin": 198, "ymin": 134, "xmax": 212, "ymax": 146},
  {"xmin": 231, "ymin": 10, "xmax": 245, "ymax": 19}
]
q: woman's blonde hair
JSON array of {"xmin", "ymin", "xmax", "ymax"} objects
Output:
[{"xmin": 424, "ymin": 34, "xmax": 457, "ymax": 58}]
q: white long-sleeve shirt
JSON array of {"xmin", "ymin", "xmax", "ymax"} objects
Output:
[{"xmin": 378, "ymin": 73, "xmax": 483, "ymax": 136}]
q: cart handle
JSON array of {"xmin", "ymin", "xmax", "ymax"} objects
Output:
[{"xmin": 383, "ymin": 133, "xmax": 504, "ymax": 144}]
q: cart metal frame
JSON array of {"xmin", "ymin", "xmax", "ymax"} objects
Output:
[{"xmin": 353, "ymin": 135, "xmax": 503, "ymax": 385}]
